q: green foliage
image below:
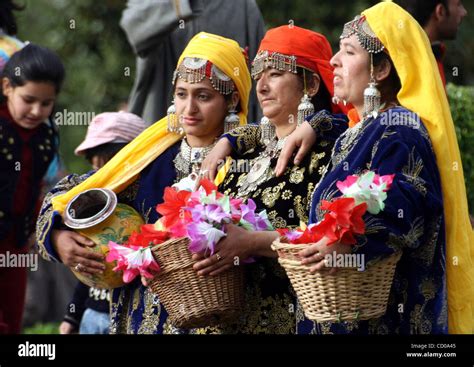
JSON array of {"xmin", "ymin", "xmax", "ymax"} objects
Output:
[
  {"xmin": 447, "ymin": 83, "xmax": 474, "ymax": 213},
  {"xmin": 23, "ymin": 322, "xmax": 60, "ymax": 334},
  {"xmin": 16, "ymin": 0, "xmax": 135, "ymax": 174},
  {"xmin": 256, "ymin": 0, "xmax": 379, "ymax": 50}
]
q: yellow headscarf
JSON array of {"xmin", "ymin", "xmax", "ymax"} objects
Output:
[
  {"xmin": 363, "ymin": 2, "xmax": 474, "ymax": 334},
  {"xmin": 51, "ymin": 32, "xmax": 251, "ymax": 214}
]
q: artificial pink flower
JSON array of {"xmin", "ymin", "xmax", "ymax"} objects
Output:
[
  {"xmin": 187, "ymin": 221, "xmax": 226, "ymax": 254},
  {"xmin": 125, "ymin": 246, "xmax": 160, "ymax": 280},
  {"xmin": 336, "ymin": 175, "xmax": 359, "ymax": 194},
  {"xmin": 107, "ymin": 241, "xmax": 160, "ymax": 283},
  {"xmin": 373, "ymin": 173, "xmax": 395, "ymax": 191}
]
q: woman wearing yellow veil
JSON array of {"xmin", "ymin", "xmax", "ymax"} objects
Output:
[
  {"xmin": 291, "ymin": 2, "xmax": 473, "ymax": 334},
  {"xmin": 35, "ymin": 32, "xmax": 251, "ymax": 334}
]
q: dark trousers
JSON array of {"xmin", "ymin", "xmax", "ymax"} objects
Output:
[{"xmin": 0, "ymin": 232, "xmax": 28, "ymax": 334}]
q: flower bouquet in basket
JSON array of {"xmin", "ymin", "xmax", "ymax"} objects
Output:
[
  {"xmin": 107, "ymin": 176, "xmax": 273, "ymax": 328},
  {"xmin": 272, "ymin": 171, "xmax": 402, "ymax": 322}
]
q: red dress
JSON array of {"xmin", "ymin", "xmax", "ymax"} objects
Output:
[{"xmin": 0, "ymin": 103, "xmax": 53, "ymax": 333}]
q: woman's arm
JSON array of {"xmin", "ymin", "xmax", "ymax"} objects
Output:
[
  {"xmin": 201, "ymin": 124, "xmax": 261, "ymax": 181},
  {"xmin": 276, "ymin": 112, "xmax": 348, "ymax": 176},
  {"xmin": 36, "ymin": 172, "xmax": 106, "ymax": 275}
]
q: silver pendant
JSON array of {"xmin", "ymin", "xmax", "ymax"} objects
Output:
[{"xmin": 246, "ymin": 156, "xmax": 271, "ymax": 184}]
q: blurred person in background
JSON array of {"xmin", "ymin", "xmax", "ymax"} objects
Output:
[
  {"xmin": 120, "ymin": 0, "xmax": 265, "ymax": 125},
  {"xmin": 394, "ymin": 0, "xmax": 468, "ymax": 84}
]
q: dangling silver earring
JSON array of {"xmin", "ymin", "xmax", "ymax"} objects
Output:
[
  {"xmin": 167, "ymin": 99, "xmax": 182, "ymax": 133},
  {"xmin": 260, "ymin": 116, "xmax": 275, "ymax": 145},
  {"xmin": 363, "ymin": 54, "xmax": 381, "ymax": 120},
  {"xmin": 224, "ymin": 105, "xmax": 240, "ymax": 133},
  {"xmin": 297, "ymin": 94, "xmax": 315, "ymax": 126},
  {"xmin": 332, "ymin": 95, "xmax": 348, "ymax": 107},
  {"xmin": 297, "ymin": 69, "xmax": 314, "ymax": 126}
]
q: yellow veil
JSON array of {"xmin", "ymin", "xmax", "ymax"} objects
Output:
[
  {"xmin": 51, "ymin": 32, "xmax": 251, "ymax": 214},
  {"xmin": 363, "ymin": 2, "xmax": 474, "ymax": 334}
]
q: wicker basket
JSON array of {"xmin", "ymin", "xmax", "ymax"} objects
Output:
[
  {"xmin": 271, "ymin": 238, "xmax": 402, "ymax": 322},
  {"xmin": 149, "ymin": 237, "xmax": 244, "ymax": 328}
]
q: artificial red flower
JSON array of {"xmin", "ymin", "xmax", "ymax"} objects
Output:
[
  {"xmin": 127, "ymin": 224, "xmax": 170, "ymax": 248},
  {"xmin": 276, "ymin": 228, "xmax": 290, "ymax": 237},
  {"xmin": 156, "ymin": 187, "xmax": 192, "ymax": 228},
  {"xmin": 310, "ymin": 215, "xmax": 338, "ymax": 244},
  {"xmin": 291, "ymin": 227, "xmax": 314, "ymax": 244},
  {"xmin": 199, "ymin": 178, "xmax": 219, "ymax": 196},
  {"xmin": 316, "ymin": 198, "xmax": 367, "ymax": 245},
  {"xmin": 321, "ymin": 197, "xmax": 356, "ymax": 228},
  {"xmin": 279, "ymin": 170, "xmax": 395, "ymax": 246},
  {"xmin": 349, "ymin": 201, "xmax": 367, "ymax": 235}
]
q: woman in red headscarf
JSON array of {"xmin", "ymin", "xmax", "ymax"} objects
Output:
[{"xmin": 193, "ymin": 26, "xmax": 349, "ymax": 334}]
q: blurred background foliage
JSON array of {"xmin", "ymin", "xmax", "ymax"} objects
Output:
[
  {"xmin": 448, "ymin": 84, "xmax": 474, "ymax": 212},
  {"xmin": 17, "ymin": 0, "xmax": 134, "ymax": 173},
  {"xmin": 15, "ymin": 0, "xmax": 473, "ymax": 211}
]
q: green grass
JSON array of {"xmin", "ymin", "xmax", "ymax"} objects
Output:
[{"xmin": 23, "ymin": 322, "xmax": 60, "ymax": 334}]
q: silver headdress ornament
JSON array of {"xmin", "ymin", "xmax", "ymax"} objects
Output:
[
  {"xmin": 167, "ymin": 57, "xmax": 236, "ymax": 133},
  {"xmin": 251, "ymin": 50, "xmax": 297, "ymax": 79},
  {"xmin": 173, "ymin": 57, "xmax": 235, "ymax": 95},
  {"xmin": 341, "ymin": 15, "xmax": 385, "ymax": 120},
  {"xmin": 340, "ymin": 15, "xmax": 385, "ymax": 54}
]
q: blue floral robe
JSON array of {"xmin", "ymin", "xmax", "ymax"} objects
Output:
[{"xmin": 298, "ymin": 107, "xmax": 447, "ymax": 334}]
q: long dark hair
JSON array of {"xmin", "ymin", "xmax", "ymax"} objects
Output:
[
  {"xmin": 84, "ymin": 143, "xmax": 128, "ymax": 164},
  {"xmin": 2, "ymin": 43, "xmax": 65, "ymax": 94},
  {"xmin": 0, "ymin": 0, "xmax": 24, "ymax": 35},
  {"xmin": 373, "ymin": 52, "xmax": 401, "ymax": 106}
]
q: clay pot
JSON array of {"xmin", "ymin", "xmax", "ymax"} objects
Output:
[{"xmin": 64, "ymin": 188, "xmax": 144, "ymax": 289}]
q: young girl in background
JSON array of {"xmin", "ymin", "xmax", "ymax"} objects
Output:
[{"xmin": 0, "ymin": 43, "xmax": 65, "ymax": 333}]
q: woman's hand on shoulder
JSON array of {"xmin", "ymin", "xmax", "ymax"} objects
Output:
[
  {"xmin": 200, "ymin": 138, "xmax": 233, "ymax": 181},
  {"xmin": 275, "ymin": 121, "xmax": 317, "ymax": 176}
]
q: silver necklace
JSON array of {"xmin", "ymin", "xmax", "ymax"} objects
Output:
[
  {"xmin": 332, "ymin": 117, "xmax": 372, "ymax": 167},
  {"xmin": 236, "ymin": 134, "xmax": 288, "ymax": 198},
  {"xmin": 174, "ymin": 138, "xmax": 217, "ymax": 180}
]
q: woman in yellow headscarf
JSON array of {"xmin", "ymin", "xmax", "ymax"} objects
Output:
[
  {"xmin": 35, "ymin": 32, "xmax": 251, "ymax": 334},
  {"xmin": 293, "ymin": 2, "xmax": 473, "ymax": 334}
]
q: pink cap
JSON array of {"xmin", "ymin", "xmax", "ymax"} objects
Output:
[{"xmin": 75, "ymin": 112, "xmax": 146, "ymax": 156}]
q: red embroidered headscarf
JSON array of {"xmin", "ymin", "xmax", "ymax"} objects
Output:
[{"xmin": 252, "ymin": 25, "xmax": 350, "ymax": 114}]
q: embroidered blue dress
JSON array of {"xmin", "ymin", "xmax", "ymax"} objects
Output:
[
  {"xmin": 36, "ymin": 142, "xmax": 182, "ymax": 334},
  {"xmin": 297, "ymin": 107, "xmax": 447, "ymax": 334}
]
